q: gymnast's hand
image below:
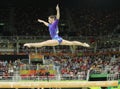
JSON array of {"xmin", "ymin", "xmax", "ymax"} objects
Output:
[
  {"xmin": 56, "ymin": 4, "xmax": 59, "ymax": 11},
  {"xmin": 38, "ymin": 19, "xmax": 49, "ymax": 26},
  {"xmin": 38, "ymin": 19, "xmax": 44, "ymax": 23}
]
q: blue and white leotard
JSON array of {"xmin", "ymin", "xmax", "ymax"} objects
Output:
[{"xmin": 48, "ymin": 19, "xmax": 62, "ymax": 44}]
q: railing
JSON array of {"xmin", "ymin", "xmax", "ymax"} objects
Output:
[
  {"xmin": 0, "ymin": 34, "xmax": 119, "ymax": 42},
  {"xmin": 0, "ymin": 73, "xmax": 119, "ymax": 82},
  {"xmin": 107, "ymin": 73, "xmax": 120, "ymax": 80},
  {"xmin": 0, "ymin": 75, "xmax": 87, "ymax": 82}
]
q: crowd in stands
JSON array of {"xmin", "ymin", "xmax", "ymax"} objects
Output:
[
  {"xmin": 69, "ymin": 8, "xmax": 120, "ymax": 36},
  {"xmin": 0, "ymin": 46, "xmax": 120, "ymax": 81},
  {"xmin": 44, "ymin": 51, "xmax": 120, "ymax": 80},
  {"xmin": 0, "ymin": 7, "xmax": 120, "ymax": 81},
  {"xmin": 0, "ymin": 59, "xmax": 21, "ymax": 79}
]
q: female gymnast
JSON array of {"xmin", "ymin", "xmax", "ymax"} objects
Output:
[{"xmin": 24, "ymin": 4, "xmax": 90, "ymax": 48}]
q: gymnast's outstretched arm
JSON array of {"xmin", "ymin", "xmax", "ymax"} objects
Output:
[
  {"xmin": 38, "ymin": 19, "xmax": 49, "ymax": 26},
  {"xmin": 56, "ymin": 4, "xmax": 60, "ymax": 20}
]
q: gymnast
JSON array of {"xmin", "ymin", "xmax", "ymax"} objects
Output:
[{"xmin": 24, "ymin": 4, "xmax": 90, "ymax": 48}]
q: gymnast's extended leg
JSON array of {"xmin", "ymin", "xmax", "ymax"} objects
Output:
[
  {"xmin": 72, "ymin": 41, "xmax": 90, "ymax": 47},
  {"xmin": 60, "ymin": 39, "xmax": 90, "ymax": 47},
  {"xmin": 24, "ymin": 40, "xmax": 59, "ymax": 48}
]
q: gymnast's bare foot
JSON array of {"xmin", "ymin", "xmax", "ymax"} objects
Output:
[
  {"xmin": 83, "ymin": 43, "xmax": 90, "ymax": 48},
  {"xmin": 24, "ymin": 43, "xmax": 31, "ymax": 48}
]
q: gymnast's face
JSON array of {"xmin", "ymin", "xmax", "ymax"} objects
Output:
[{"xmin": 48, "ymin": 17, "xmax": 55, "ymax": 24}]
